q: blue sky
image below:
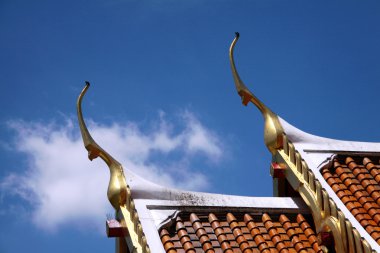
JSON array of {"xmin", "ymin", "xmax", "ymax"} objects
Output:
[{"xmin": 1, "ymin": 1, "xmax": 380, "ymax": 252}]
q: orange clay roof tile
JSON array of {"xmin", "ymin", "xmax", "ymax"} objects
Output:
[
  {"xmin": 160, "ymin": 229, "xmax": 177, "ymax": 253},
  {"xmin": 160, "ymin": 212, "xmax": 323, "ymax": 253},
  {"xmin": 208, "ymin": 213, "xmax": 234, "ymax": 253},
  {"xmin": 175, "ymin": 217, "xmax": 196, "ymax": 253},
  {"xmin": 190, "ymin": 213, "xmax": 215, "ymax": 253},
  {"xmin": 322, "ymin": 156, "xmax": 380, "ymax": 245}
]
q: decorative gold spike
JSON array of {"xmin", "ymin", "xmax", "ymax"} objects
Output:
[
  {"xmin": 338, "ymin": 211, "xmax": 347, "ymax": 252},
  {"xmin": 315, "ymin": 181, "xmax": 323, "ymax": 209},
  {"xmin": 229, "ymin": 32, "xmax": 284, "ymax": 154},
  {"xmin": 283, "ymin": 134, "xmax": 289, "ymax": 155},
  {"xmin": 345, "ymin": 221, "xmax": 355, "ymax": 253},
  {"xmin": 320, "ymin": 216, "xmax": 344, "ymax": 253},
  {"xmin": 353, "ymin": 228, "xmax": 363, "ymax": 253},
  {"xmin": 77, "ymin": 82, "xmax": 127, "ymax": 210}
]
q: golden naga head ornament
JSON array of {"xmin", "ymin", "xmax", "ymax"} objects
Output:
[
  {"xmin": 77, "ymin": 82, "xmax": 127, "ymax": 210},
  {"xmin": 229, "ymin": 32, "xmax": 284, "ymax": 154}
]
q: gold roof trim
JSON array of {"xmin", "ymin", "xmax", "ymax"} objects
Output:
[
  {"xmin": 275, "ymin": 133, "xmax": 374, "ymax": 252},
  {"xmin": 77, "ymin": 83, "xmax": 150, "ymax": 253},
  {"xmin": 229, "ymin": 32, "xmax": 284, "ymax": 154}
]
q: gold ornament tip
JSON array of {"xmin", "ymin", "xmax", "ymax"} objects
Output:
[
  {"xmin": 228, "ymin": 32, "xmax": 285, "ymax": 154},
  {"xmin": 78, "ymin": 82, "xmax": 90, "ymax": 100}
]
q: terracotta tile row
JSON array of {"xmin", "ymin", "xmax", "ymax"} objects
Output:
[
  {"xmin": 160, "ymin": 212, "xmax": 323, "ymax": 253},
  {"xmin": 321, "ymin": 156, "xmax": 380, "ymax": 245}
]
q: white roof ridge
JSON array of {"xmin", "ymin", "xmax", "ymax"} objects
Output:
[{"xmin": 279, "ymin": 117, "xmax": 380, "ymax": 152}]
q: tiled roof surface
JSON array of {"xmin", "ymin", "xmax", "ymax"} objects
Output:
[
  {"xmin": 160, "ymin": 212, "xmax": 323, "ymax": 253},
  {"xmin": 321, "ymin": 156, "xmax": 380, "ymax": 245}
]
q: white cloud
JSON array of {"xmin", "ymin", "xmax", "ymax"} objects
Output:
[
  {"xmin": 182, "ymin": 112, "xmax": 222, "ymax": 159},
  {"xmin": 0, "ymin": 111, "xmax": 223, "ymax": 231}
]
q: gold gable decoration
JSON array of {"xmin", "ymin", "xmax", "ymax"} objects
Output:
[
  {"xmin": 77, "ymin": 83, "xmax": 150, "ymax": 253},
  {"xmin": 229, "ymin": 33, "xmax": 374, "ymax": 253}
]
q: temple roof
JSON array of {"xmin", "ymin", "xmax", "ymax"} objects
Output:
[
  {"xmin": 160, "ymin": 212, "xmax": 322, "ymax": 253},
  {"xmin": 77, "ymin": 33, "xmax": 380, "ymax": 253}
]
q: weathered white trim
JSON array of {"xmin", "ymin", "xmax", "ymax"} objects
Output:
[{"xmin": 279, "ymin": 117, "xmax": 380, "ymax": 152}]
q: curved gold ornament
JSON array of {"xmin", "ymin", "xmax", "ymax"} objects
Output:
[
  {"xmin": 77, "ymin": 82, "xmax": 127, "ymax": 210},
  {"xmin": 320, "ymin": 216, "xmax": 345, "ymax": 252},
  {"xmin": 229, "ymin": 33, "xmax": 284, "ymax": 154}
]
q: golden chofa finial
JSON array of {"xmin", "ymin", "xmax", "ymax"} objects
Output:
[
  {"xmin": 77, "ymin": 82, "xmax": 127, "ymax": 210},
  {"xmin": 229, "ymin": 33, "xmax": 284, "ymax": 154}
]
